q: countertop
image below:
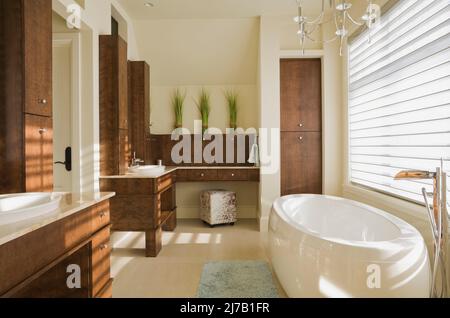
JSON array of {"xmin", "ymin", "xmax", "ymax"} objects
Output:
[
  {"xmin": 0, "ymin": 192, "xmax": 115, "ymax": 246},
  {"xmin": 99, "ymin": 166, "xmax": 260, "ymax": 179}
]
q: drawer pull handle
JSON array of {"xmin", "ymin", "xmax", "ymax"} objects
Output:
[
  {"xmin": 100, "ymin": 244, "xmax": 108, "ymax": 251},
  {"xmin": 200, "ymin": 173, "xmax": 205, "ymax": 177},
  {"xmin": 38, "ymin": 98, "xmax": 48, "ymax": 105},
  {"xmin": 99, "ymin": 211, "xmax": 107, "ymax": 218},
  {"xmin": 298, "ymin": 136, "xmax": 304, "ymax": 141},
  {"xmin": 298, "ymin": 123, "xmax": 304, "ymax": 127},
  {"xmin": 39, "ymin": 128, "xmax": 47, "ymax": 134},
  {"xmin": 231, "ymin": 173, "xmax": 235, "ymax": 177}
]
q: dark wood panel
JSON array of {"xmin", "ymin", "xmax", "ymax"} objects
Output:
[
  {"xmin": 100, "ymin": 178, "xmax": 154, "ymax": 195},
  {"xmin": 109, "ymin": 195, "xmax": 157, "ymax": 231},
  {"xmin": 100, "ymin": 35, "xmax": 129, "ymax": 176},
  {"xmin": 280, "ymin": 59, "xmax": 322, "ymax": 132},
  {"xmin": 118, "ymin": 38, "xmax": 128, "ymax": 130},
  {"xmin": 24, "ymin": 0, "xmax": 52, "ymax": 117},
  {"xmin": 281, "ymin": 132, "xmax": 322, "ymax": 195},
  {"xmin": 128, "ymin": 61, "xmax": 150, "ymax": 161},
  {"xmin": 0, "ymin": 0, "xmax": 25, "ymax": 194},
  {"xmin": 150, "ymin": 134, "xmax": 255, "ymax": 167},
  {"xmin": 24, "ymin": 114, "xmax": 53, "ymax": 192},
  {"xmin": 99, "ymin": 35, "xmax": 119, "ymax": 176}
]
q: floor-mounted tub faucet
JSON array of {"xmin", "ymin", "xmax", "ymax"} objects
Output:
[{"xmin": 395, "ymin": 168, "xmax": 448, "ymax": 298}]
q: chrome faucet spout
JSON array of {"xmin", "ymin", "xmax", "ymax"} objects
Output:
[{"xmin": 394, "ymin": 170, "xmax": 436, "ymax": 180}]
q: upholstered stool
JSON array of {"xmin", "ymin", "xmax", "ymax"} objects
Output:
[{"xmin": 200, "ymin": 190, "xmax": 237, "ymax": 227}]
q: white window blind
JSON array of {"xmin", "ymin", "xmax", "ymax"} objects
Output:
[{"xmin": 348, "ymin": 0, "xmax": 450, "ymax": 207}]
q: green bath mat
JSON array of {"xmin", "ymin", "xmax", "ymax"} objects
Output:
[{"xmin": 197, "ymin": 260, "xmax": 279, "ymax": 298}]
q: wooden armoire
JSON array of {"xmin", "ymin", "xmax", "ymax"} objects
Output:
[
  {"xmin": 0, "ymin": 0, "xmax": 53, "ymax": 194},
  {"xmin": 280, "ymin": 59, "xmax": 323, "ymax": 195}
]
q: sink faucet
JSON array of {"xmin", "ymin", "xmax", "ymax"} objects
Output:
[
  {"xmin": 395, "ymin": 168, "xmax": 448, "ymax": 298},
  {"xmin": 131, "ymin": 152, "xmax": 144, "ymax": 168}
]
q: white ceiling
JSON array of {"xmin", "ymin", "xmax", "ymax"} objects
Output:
[{"xmin": 117, "ymin": 0, "xmax": 325, "ymax": 20}]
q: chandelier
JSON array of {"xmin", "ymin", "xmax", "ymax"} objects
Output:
[{"xmin": 294, "ymin": 0, "xmax": 381, "ymax": 56}]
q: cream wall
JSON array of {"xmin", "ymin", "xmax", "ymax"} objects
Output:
[
  {"xmin": 133, "ymin": 18, "xmax": 261, "ymax": 219},
  {"xmin": 257, "ymin": 15, "xmax": 343, "ymax": 231}
]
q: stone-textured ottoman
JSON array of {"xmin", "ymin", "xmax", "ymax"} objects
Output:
[{"xmin": 200, "ymin": 190, "xmax": 237, "ymax": 227}]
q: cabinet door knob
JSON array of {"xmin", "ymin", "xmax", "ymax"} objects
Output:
[
  {"xmin": 231, "ymin": 173, "xmax": 235, "ymax": 177},
  {"xmin": 100, "ymin": 244, "xmax": 108, "ymax": 251},
  {"xmin": 99, "ymin": 211, "xmax": 107, "ymax": 218},
  {"xmin": 39, "ymin": 128, "xmax": 47, "ymax": 134},
  {"xmin": 38, "ymin": 99, "xmax": 47, "ymax": 105},
  {"xmin": 200, "ymin": 173, "xmax": 205, "ymax": 177},
  {"xmin": 298, "ymin": 136, "xmax": 304, "ymax": 141},
  {"xmin": 298, "ymin": 123, "xmax": 304, "ymax": 127}
]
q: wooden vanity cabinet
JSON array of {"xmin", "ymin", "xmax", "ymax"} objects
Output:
[
  {"xmin": 100, "ymin": 174, "xmax": 177, "ymax": 257},
  {"xmin": 100, "ymin": 35, "xmax": 130, "ymax": 176},
  {"xmin": 0, "ymin": 0, "xmax": 53, "ymax": 194},
  {"xmin": 0, "ymin": 200, "xmax": 113, "ymax": 298}
]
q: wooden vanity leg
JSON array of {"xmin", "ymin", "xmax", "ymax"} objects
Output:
[{"xmin": 145, "ymin": 227, "xmax": 162, "ymax": 257}]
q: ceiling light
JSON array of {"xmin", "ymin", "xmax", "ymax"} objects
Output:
[{"xmin": 294, "ymin": 0, "xmax": 381, "ymax": 56}]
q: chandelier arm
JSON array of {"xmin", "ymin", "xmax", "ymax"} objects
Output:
[
  {"xmin": 305, "ymin": 11, "xmax": 325, "ymax": 25},
  {"xmin": 346, "ymin": 12, "xmax": 365, "ymax": 27}
]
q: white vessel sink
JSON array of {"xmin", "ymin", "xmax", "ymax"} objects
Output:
[
  {"xmin": 0, "ymin": 193, "xmax": 62, "ymax": 225},
  {"xmin": 128, "ymin": 165, "xmax": 166, "ymax": 176}
]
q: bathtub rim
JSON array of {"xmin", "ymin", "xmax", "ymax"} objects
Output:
[{"xmin": 271, "ymin": 194, "xmax": 425, "ymax": 249}]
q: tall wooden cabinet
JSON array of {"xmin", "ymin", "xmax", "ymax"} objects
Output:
[
  {"xmin": 280, "ymin": 59, "xmax": 322, "ymax": 195},
  {"xmin": 0, "ymin": 0, "xmax": 53, "ymax": 194},
  {"xmin": 128, "ymin": 61, "xmax": 151, "ymax": 164},
  {"xmin": 99, "ymin": 35, "xmax": 130, "ymax": 176}
]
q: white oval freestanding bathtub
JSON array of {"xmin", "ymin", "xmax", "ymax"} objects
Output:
[{"xmin": 269, "ymin": 195, "xmax": 431, "ymax": 298}]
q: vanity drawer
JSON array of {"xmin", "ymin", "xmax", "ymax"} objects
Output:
[
  {"xmin": 153, "ymin": 173, "xmax": 174, "ymax": 193},
  {"xmin": 91, "ymin": 226, "xmax": 111, "ymax": 297},
  {"xmin": 217, "ymin": 169, "xmax": 248, "ymax": 181},
  {"xmin": 91, "ymin": 200, "xmax": 110, "ymax": 233},
  {"xmin": 188, "ymin": 169, "xmax": 218, "ymax": 181}
]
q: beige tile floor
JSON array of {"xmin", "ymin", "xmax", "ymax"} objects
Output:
[{"xmin": 110, "ymin": 219, "xmax": 286, "ymax": 298}]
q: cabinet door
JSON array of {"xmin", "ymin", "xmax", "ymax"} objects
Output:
[
  {"xmin": 281, "ymin": 132, "xmax": 322, "ymax": 195},
  {"xmin": 280, "ymin": 59, "xmax": 322, "ymax": 132},
  {"xmin": 25, "ymin": 114, "xmax": 53, "ymax": 192},
  {"xmin": 24, "ymin": 0, "xmax": 52, "ymax": 117},
  {"xmin": 118, "ymin": 37, "xmax": 128, "ymax": 130}
]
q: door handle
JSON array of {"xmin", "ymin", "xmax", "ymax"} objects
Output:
[{"xmin": 54, "ymin": 147, "xmax": 72, "ymax": 172}]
